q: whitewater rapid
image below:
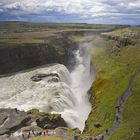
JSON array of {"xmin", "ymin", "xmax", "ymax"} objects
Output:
[{"xmin": 0, "ymin": 43, "xmax": 94, "ymax": 131}]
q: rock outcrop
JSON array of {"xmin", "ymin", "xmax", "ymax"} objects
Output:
[
  {"xmin": 0, "ymin": 108, "xmax": 67, "ymax": 136},
  {"xmin": 36, "ymin": 114, "xmax": 67, "ymax": 129},
  {"xmin": 0, "ymin": 109, "xmax": 31, "ymax": 135},
  {"xmin": 102, "ymin": 35, "xmax": 134, "ymax": 47},
  {"xmin": 31, "ymin": 73, "xmax": 59, "ymax": 82}
]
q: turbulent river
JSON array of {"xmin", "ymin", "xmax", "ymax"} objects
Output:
[{"xmin": 0, "ymin": 43, "xmax": 94, "ymax": 131}]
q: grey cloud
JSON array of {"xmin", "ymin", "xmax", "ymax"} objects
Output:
[{"xmin": 0, "ymin": 0, "xmax": 139, "ymax": 25}]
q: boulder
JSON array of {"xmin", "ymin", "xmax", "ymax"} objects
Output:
[
  {"xmin": 31, "ymin": 73, "xmax": 59, "ymax": 82},
  {"xmin": 36, "ymin": 114, "xmax": 67, "ymax": 129}
]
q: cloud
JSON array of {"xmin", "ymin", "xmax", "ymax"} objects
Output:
[{"xmin": 0, "ymin": 0, "xmax": 140, "ymax": 25}]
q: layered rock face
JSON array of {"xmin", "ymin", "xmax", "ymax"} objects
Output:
[
  {"xmin": 102, "ymin": 35, "xmax": 134, "ymax": 47},
  {"xmin": 0, "ymin": 32, "xmax": 77, "ymax": 74}
]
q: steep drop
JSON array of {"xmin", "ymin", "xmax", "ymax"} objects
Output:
[
  {"xmin": 0, "ymin": 43, "xmax": 94, "ymax": 131},
  {"xmin": 61, "ymin": 43, "xmax": 94, "ymax": 130}
]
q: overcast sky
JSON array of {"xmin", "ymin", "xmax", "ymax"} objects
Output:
[{"xmin": 0, "ymin": 0, "xmax": 140, "ymax": 25}]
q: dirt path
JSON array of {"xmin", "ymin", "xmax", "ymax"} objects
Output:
[{"xmin": 96, "ymin": 72, "xmax": 139, "ymax": 140}]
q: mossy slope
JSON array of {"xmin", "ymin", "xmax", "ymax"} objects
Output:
[{"xmin": 84, "ymin": 27, "xmax": 140, "ymax": 140}]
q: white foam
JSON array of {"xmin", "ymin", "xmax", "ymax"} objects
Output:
[
  {"xmin": 0, "ymin": 64, "xmax": 74, "ymax": 112},
  {"xmin": 61, "ymin": 44, "xmax": 94, "ymax": 130},
  {"xmin": 0, "ymin": 43, "xmax": 94, "ymax": 131}
]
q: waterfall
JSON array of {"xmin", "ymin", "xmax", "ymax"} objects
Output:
[
  {"xmin": 61, "ymin": 43, "xmax": 94, "ymax": 130},
  {"xmin": 0, "ymin": 43, "xmax": 94, "ymax": 131}
]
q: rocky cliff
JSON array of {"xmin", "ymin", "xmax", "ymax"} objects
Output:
[
  {"xmin": 0, "ymin": 108, "xmax": 67, "ymax": 136},
  {"xmin": 0, "ymin": 32, "xmax": 77, "ymax": 75}
]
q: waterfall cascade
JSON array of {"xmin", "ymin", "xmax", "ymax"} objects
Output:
[
  {"xmin": 61, "ymin": 43, "xmax": 94, "ymax": 130},
  {"xmin": 0, "ymin": 43, "xmax": 94, "ymax": 131}
]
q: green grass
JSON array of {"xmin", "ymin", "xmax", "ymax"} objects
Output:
[
  {"xmin": 29, "ymin": 136, "xmax": 68, "ymax": 140},
  {"xmin": 127, "ymin": 131, "xmax": 140, "ymax": 140},
  {"xmin": 108, "ymin": 73, "xmax": 140, "ymax": 140},
  {"xmin": 69, "ymin": 34, "xmax": 96, "ymax": 42},
  {"xmin": 0, "ymin": 21, "xmax": 126, "ymax": 33},
  {"xmin": 0, "ymin": 38, "xmax": 44, "ymax": 44},
  {"xmin": 0, "ymin": 22, "xmax": 129, "ymax": 46},
  {"xmin": 69, "ymin": 35, "xmax": 84, "ymax": 41},
  {"xmin": 83, "ymin": 33, "xmax": 140, "ymax": 138},
  {"xmin": 0, "ymin": 22, "xmax": 127, "ymax": 46}
]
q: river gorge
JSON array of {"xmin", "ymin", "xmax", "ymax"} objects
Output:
[
  {"xmin": 0, "ymin": 21, "xmax": 139, "ymax": 140},
  {"xmin": 0, "ymin": 32, "xmax": 95, "ymax": 133}
]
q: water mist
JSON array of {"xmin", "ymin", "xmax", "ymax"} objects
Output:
[{"xmin": 0, "ymin": 42, "xmax": 94, "ymax": 131}]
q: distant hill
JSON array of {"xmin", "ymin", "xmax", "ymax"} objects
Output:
[{"xmin": 0, "ymin": 21, "xmax": 128, "ymax": 33}]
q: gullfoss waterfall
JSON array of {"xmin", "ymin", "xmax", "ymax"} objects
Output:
[{"xmin": 0, "ymin": 43, "xmax": 94, "ymax": 131}]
